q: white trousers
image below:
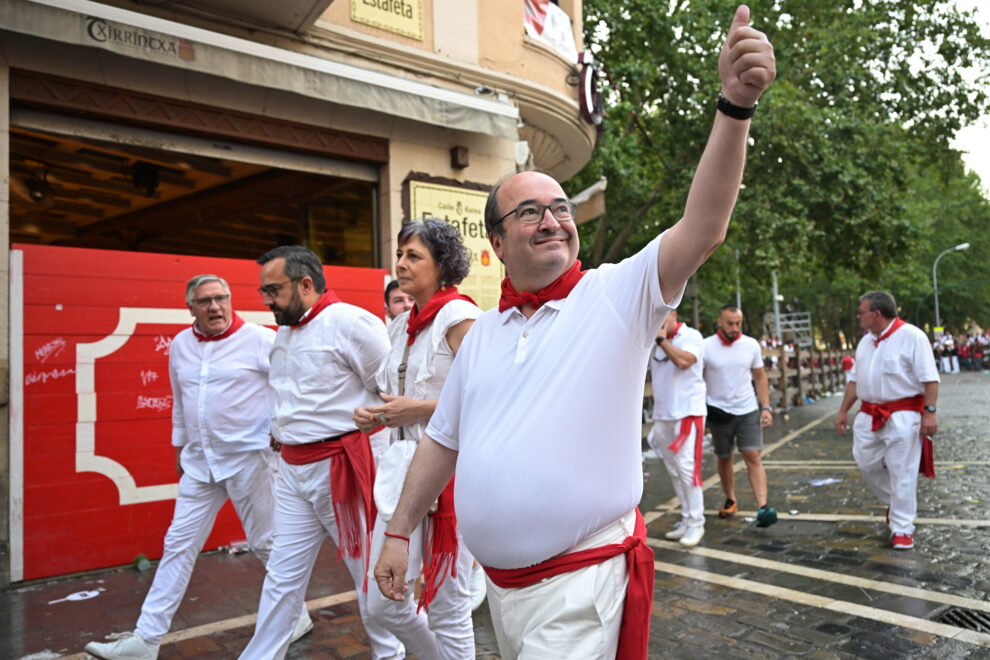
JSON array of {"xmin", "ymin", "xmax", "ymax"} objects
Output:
[
  {"xmin": 239, "ymin": 456, "xmax": 403, "ymax": 660},
  {"xmin": 365, "ymin": 511, "xmax": 476, "ymax": 660},
  {"xmin": 648, "ymin": 420, "xmax": 705, "ymax": 528},
  {"xmin": 852, "ymin": 410, "xmax": 922, "ymax": 535},
  {"xmin": 136, "ymin": 450, "xmax": 276, "ymax": 646},
  {"xmin": 485, "ymin": 510, "xmax": 634, "ymax": 660}
]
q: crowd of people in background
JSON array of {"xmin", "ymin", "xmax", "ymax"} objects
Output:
[{"xmin": 933, "ymin": 332, "xmax": 990, "ymax": 373}]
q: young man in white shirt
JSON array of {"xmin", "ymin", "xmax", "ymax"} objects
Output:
[
  {"xmin": 649, "ymin": 310, "xmax": 708, "ymax": 547},
  {"xmin": 240, "ymin": 247, "xmax": 402, "ymax": 660},
  {"xmin": 374, "ymin": 7, "xmax": 776, "ymax": 657},
  {"xmin": 702, "ymin": 304, "xmax": 777, "ymax": 527},
  {"xmin": 835, "ymin": 291, "xmax": 939, "ymax": 550},
  {"xmin": 384, "ymin": 279, "xmax": 414, "ymax": 328},
  {"xmin": 85, "ymin": 275, "xmax": 310, "ymax": 660}
]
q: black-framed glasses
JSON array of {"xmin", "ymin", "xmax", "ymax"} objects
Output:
[
  {"xmin": 191, "ymin": 294, "xmax": 230, "ymax": 308},
  {"xmin": 257, "ymin": 279, "xmax": 299, "ymax": 299},
  {"xmin": 495, "ymin": 200, "xmax": 576, "ymax": 227}
]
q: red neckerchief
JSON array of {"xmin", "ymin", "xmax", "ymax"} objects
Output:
[
  {"xmin": 192, "ymin": 313, "xmax": 245, "ymax": 342},
  {"xmin": 873, "ymin": 317, "xmax": 905, "ymax": 347},
  {"xmin": 484, "ymin": 509, "xmax": 653, "ymax": 660},
  {"xmin": 498, "ymin": 260, "xmax": 586, "ymax": 312},
  {"xmin": 717, "ymin": 328, "xmax": 741, "ymax": 346},
  {"xmin": 406, "ymin": 287, "xmax": 476, "ymax": 346},
  {"xmin": 290, "ymin": 290, "xmax": 342, "ymax": 328},
  {"xmin": 666, "ymin": 322, "xmax": 683, "ymax": 340}
]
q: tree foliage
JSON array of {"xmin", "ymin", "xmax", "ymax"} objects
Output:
[{"xmin": 571, "ymin": 0, "xmax": 990, "ymax": 341}]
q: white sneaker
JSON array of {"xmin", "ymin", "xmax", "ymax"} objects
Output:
[
  {"xmin": 679, "ymin": 525, "xmax": 705, "ymax": 547},
  {"xmin": 469, "ymin": 562, "xmax": 487, "ymax": 611},
  {"xmin": 84, "ymin": 632, "xmax": 159, "ymax": 659},
  {"xmin": 290, "ymin": 609, "xmax": 314, "ymax": 643},
  {"xmin": 664, "ymin": 521, "xmax": 687, "ymax": 540}
]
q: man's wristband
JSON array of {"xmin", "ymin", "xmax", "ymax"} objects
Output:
[
  {"xmin": 384, "ymin": 532, "xmax": 410, "ymax": 543},
  {"xmin": 717, "ymin": 93, "xmax": 757, "ymax": 120},
  {"xmin": 761, "ymin": 406, "xmax": 772, "ymax": 413}
]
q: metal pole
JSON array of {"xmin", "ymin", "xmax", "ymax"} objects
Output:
[
  {"xmin": 932, "ymin": 243, "xmax": 970, "ymax": 328},
  {"xmin": 735, "ymin": 249, "xmax": 742, "ymax": 310},
  {"xmin": 933, "ymin": 254, "xmax": 941, "ymax": 328},
  {"xmin": 772, "ymin": 269, "xmax": 782, "ymax": 344}
]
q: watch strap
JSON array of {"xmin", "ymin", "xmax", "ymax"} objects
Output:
[{"xmin": 717, "ymin": 93, "xmax": 757, "ymax": 120}]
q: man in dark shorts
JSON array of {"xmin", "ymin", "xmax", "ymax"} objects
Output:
[{"xmin": 702, "ymin": 305, "xmax": 776, "ymax": 526}]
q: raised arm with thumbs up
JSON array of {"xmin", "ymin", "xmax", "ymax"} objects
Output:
[{"xmin": 657, "ymin": 4, "xmax": 776, "ymax": 304}]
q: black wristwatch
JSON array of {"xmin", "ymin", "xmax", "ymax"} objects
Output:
[
  {"xmin": 655, "ymin": 336, "xmax": 666, "ymax": 345},
  {"xmin": 923, "ymin": 405, "xmax": 936, "ymax": 413},
  {"xmin": 717, "ymin": 93, "xmax": 757, "ymax": 120}
]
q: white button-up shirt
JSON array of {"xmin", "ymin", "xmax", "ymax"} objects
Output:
[
  {"xmin": 428, "ymin": 234, "xmax": 679, "ymax": 569},
  {"xmin": 270, "ymin": 301, "xmax": 390, "ymax": 445},
  {"xmin": 170, "ymin": 321, "xmax": 276, "ymax": 483},
  {"xmin": 651, "ymin": 324, "xmax": 707, "ymax": 421},
  {"xmin": 851, "ymin": 320, "xmax": 939, "ymax": 403}
]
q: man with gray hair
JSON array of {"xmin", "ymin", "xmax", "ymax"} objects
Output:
[
  {"xmin": 836, "ymin": 290, "xmax": 939, "ymax": 550},
  {"xmin": 85, "ymin": 275, "xmax": 311, "ymax": 659}
]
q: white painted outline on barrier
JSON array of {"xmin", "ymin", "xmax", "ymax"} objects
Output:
[{"xmin": 74, "ymin": 307, "xmax": 273, "ymax": 505}]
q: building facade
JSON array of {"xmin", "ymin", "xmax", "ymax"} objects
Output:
[{"xmin": 0, "ymin": 0, "xmax": 598, "ymax": 584}]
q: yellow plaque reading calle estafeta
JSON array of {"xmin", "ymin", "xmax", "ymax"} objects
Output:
[
  {"xmin": 351, "ymin": 0, "xmax": 423, "ymax": 40},
  {"xmin": 410, "ymin": 181, "xmax": 504, "ymax": 311}
]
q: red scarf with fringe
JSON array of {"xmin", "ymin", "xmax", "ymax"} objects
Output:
[
  {"xmin": 668, "ymin": 416, "xmax": 705, "ymax": 486},
  {"xmin": 859, "ymin": 395, "xmax": 935, "ymax": 479},
  {"xmin": 290, "ymin": 290, "xmax": 342, "ymax": 328},
  {"xmin": 483, "ymin": 509, "xmax": 654, "ymax": 660},
  {"xmin": 280, "ymin": 430, "xmax": 379, "ymax": 588},
  {"xmin": 498, "ymin": 260, "xmax": 585, "ymax": 312},
  {"xmin": 193, "ymin": 313, "xmax": 245, "ymax": 342},
  {"xmin": 416, "ymin": 477, "xmax": 458, "ymax": 613},
  {"xmin": 406, "ymin": 288, "xmax": 476, "ymax": 346}
]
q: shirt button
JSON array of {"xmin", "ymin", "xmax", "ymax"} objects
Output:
[{"xmin": 522, "ymin": 332, "xmax": 529, "ymax": 338}]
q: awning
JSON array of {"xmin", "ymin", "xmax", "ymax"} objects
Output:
[{"xmin": 0, "ymin": 0, "xmax": 520, "ymax": 140}]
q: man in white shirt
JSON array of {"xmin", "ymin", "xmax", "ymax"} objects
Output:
[
  {"xmin": 239, "ymin": 247, "xmax": 402, "ymax": 660},
  {"xmin": 85, "ymin": 275, "xmax": 298, "ymax": 660},
  {"xmin": 835, "ymin": 291, "xmax": 939, "ymax": 550},
  {"xmin": 384, "ymin": 279, "xmax": 414, "ymax": 328},
  {"xmin": 702, "ymin": 304, "xmax": 776, "ymax": 527},
  {"xmin": 649, "ymin": 310, "xmax": 707, "ymax": 547},
  {"xmin": 374, "ymin": 7, "xmax": 775, "ymax": 657}
]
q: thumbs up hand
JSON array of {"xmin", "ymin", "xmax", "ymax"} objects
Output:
[{"xmin": 718, "ymin": 5, "xmax": 776, "ymax": 108}]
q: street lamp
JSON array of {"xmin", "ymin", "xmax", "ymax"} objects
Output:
[{"xmin": 932, "ymin": 242, "xmax": 970, "ymax": 328}]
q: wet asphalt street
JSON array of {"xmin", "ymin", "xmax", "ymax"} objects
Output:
[{"xmin": 3, "ymin": 371, "xmax": 989, "ymax": 659}]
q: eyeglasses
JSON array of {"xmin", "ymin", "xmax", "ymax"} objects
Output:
[
  {"xmin": 257, "ymin": 279, "xmax": 298, "ymax": 299},
  {"xmin": 191, "ymin": 294, "xmax": 230, "ymax": 307},
  {"xmin": 495, "ymin": 200, "xmax": 576, "ymax": 227}
]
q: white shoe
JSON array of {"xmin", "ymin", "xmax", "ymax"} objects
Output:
[
  {"xmin": 679, "ymin": 525, "xmax": 705, "ymax": 547},
  {"xmin": 469, "ymin": 562, "xmax": 487, "ymax": 611},
  {"xmin": 290, "ymin": 609, "xmax": 314, "ymax": 643},
  {"xmin": 665, "ymin": 521, "xmax": 687, "ymax": 540},
  {"xmin": 84, "ymin": 632, "xmax": 159, "ymax": 659}
]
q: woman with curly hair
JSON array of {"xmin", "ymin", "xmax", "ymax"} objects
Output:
[{"xmin": 354, "ymin": 218, "xmax": 480, "ymax": 659}]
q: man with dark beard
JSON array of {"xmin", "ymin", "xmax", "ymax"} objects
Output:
[
  {"xmin": 240, "ymin": 246, "xmax": 403, "ymax": 660},
  {"xmin": 702, "ymin": 304, "xmax": 776, "ymax": 526}
]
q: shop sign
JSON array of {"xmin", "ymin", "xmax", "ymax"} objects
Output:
[
  {"xmin": 85, "ymin": 15, "xmax": 196, "ymax": 62},
  {"xmin": 351, "ymin": 0, "xmax": 424, "ymax": 40},
  {"xmin": 409, "ymin": 181, "xmax": 504, "ymax": 310}
]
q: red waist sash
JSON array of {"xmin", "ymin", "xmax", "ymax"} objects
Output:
[
  {"xmin": 483, "ymin": 509, "xmax": 654, "ymax": 660},
  {"xmin": 668, "ymin": 415, "xmax": 705, "ymax": 487},
  {"xmin": 859, "ymin": 395, "xmax": 934, "ymax": 479},
  {"xmin": 281, "ymin": 431, "xmax": 378, "ymax": 570},
  {"xmin": 417, "ymin": 477, "xmax": 457, "ymax": 614}
]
